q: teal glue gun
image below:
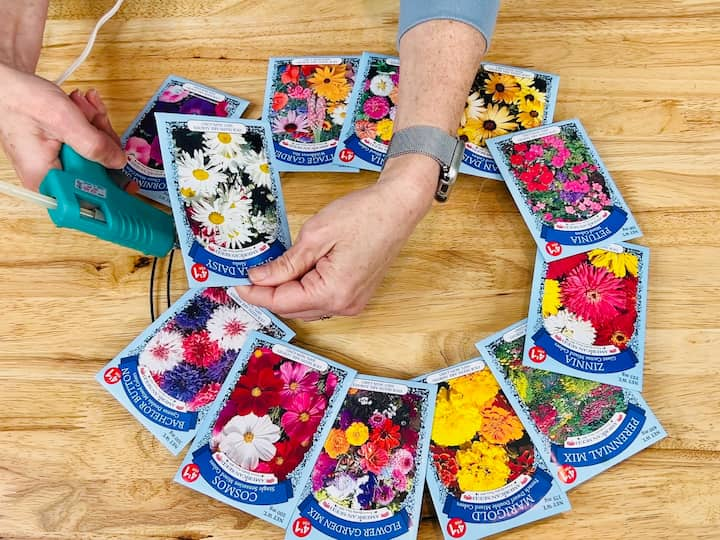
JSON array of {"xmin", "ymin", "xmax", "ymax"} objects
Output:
[{"xmin": 38, "ymin": 145, "xmax": 176, "ymax": 257}]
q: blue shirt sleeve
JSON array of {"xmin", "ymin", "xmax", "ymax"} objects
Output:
[{"xmin": 398, "ymin": 0, "xmax": 500, "ymax": 51}]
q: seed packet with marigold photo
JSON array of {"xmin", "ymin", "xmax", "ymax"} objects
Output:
[
  {"xmin": 458, "ymin": 63, "xmax": 559, "ymax": 180},
  {"xmin": 120, "ymin": 75, "xmax": 249, "ymax": 206},
  {"xmin": 285, "ymin": 375, "xmax": 436, "ymax": 540},
  {"xmin": 156, "ymin": 114, "xmax": 292, "ymax": 287},
  {"xmin": 333, "ymin": 52, "xmax": 399, "ymax": 171},
  {"xmin": 486, "ymin": 119, "xmax": 642, "ymax": 262},
  {"xmin": 477, "ymin": 320, "xmax": 666, "ymax": 491},
  {"xmin": 175, "ymin": 332, "xmax": 357, "ymax": 529},
  {"xmin": 417, "ymin": 358, "xmax": 570, "ymax": 540},
  {"xmin": 96, "ymin": 288, "xmax": 294, "ymax": 455},
  {"xmin": 263, "ymin": 56, "xmax": 360, "ymax": 172},
  {"xmin": 523, "ymin": 243, "xmax": 649, "ymax": 390}
]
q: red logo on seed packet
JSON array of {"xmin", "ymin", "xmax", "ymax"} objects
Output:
[
  {"xmin": 528, "ymin": 346, "xmax": 547, "ymax": 363},
  {"xmin": 103, "ymin": 367, "xmax": 122, "ymax": 385},
  {"xmin": 339, "ymin": 148, "xmax": 355, "ymax": 163},
  {"xmin": 191, "ymin": 263, "xmax": 209, "ymax": 282},
  {"xmin": 546, "ymin": 242, "xmax": 563, "ymax": 257},
  {"xmin": 292, "ymin": 517, "xmax": 312, "ymax": 537},
  {"xmin": 447, "ymin": 518, "xmax": 467, "ymax": 538},
  {"xmin": 181, "ymin": 464, "xmax": 200, "ymax": 483},
  {"xmin": 557, "ymin": 464, "xmax": 577, "ymax": 484}
]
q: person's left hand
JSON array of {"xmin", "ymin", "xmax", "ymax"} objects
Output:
[{"xmin": 233, "ymin": 155, "xmax": 438, "ymax": 320}]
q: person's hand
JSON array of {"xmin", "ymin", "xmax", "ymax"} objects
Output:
[
  {"xmin": 233, "ymin": 155, "xmax": 439, "ymax": 320},
  {"xmin": 0, "ymin": 62, "xmax": 127, "ymax": 190}
]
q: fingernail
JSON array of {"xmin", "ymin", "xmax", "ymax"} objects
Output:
[{"xmin": 249, "ymin": 265, "xmax": 268, "ymax": 282}]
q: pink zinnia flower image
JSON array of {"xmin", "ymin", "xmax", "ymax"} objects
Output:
[
  {"xmin": 561, "ymin": 263, "xmax": 626, "ymax": 325},
  {"xmin": 355, "ymin": 120, "xmax": 377, "ymax": 140},
  {"xmin": 125, "ymin": 137, "xmax": 151, "ymax": 165},
  {"xmin": 362, "ymin": 96, "xmax": 390, "ymax": 120},
  {"xmin": 159, "ymin": 84, "xmax": 189, "ymax": 103}
]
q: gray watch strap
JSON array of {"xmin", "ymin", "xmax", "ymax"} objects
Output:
[{"xmin": 385, "ymin": 125, "xmax": 457, "ymax": 165}]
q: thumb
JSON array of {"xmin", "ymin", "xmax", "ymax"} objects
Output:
[{"xmin": 249, "ymin": 235, "xmax": 327, "ymax": 286}]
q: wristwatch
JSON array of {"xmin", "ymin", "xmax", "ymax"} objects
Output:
[{"xmin": 384, "ymin": 125, "xmax": 465, "ymax": 202}]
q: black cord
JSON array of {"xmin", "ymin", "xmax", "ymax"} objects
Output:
[
  {"xmin": 166, "ymin": 248, "xmax": 175, "ymax": 308},
  {"xmin": 149, "ymin": 256, "xmax": 158, "ymax": 322}
]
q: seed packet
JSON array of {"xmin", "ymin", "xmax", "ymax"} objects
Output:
[
  {"xmin": 120, "ymin": 75, "xmax": 249, "ymax": 205},
  {"xmin": 156, "ymin": 114, "xmax": 291, "ymax": 287},
  {"xmin": 417, "ymin": 359, "xmax": 570, "ymax": 540},
  {"xmin": 175, "ymin": 332, "xmax": 357, "ymax": 529},
  {"xmin": 524, "ymin": 243, "xmax": 649, "ymax": 390},
  {"xmin": 476, "ymin": 320, "xmax": 666, "ymax": 491},
  {"xmin": 333, "ymin": 52, "xmax": 399, "ymax": 171},
  {"xmin": 458, "ymin": 63, "xmax": 559, "ymax": 179},
  {"xmin": 486, "ymin": 119, "xmax": 642, "ymax": 261},
  {"xmin": 263, "ymin": 56, "xmax": 360, "ymax": 172},
  {"xmin": 285, "ymin": 376, "xmax": 436, "ymax": 540},
  {"xmin": 96, "ymin": 288, "xmax": 294, "ymax": 455}
]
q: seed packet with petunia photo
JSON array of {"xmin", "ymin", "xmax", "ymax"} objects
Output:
[
  {"xmin": 524, "ymin": 243, "xmax": 649, "ymax": 390},
  {"xmin": 156, "ymin": 114, "xmax": 292, "ymax": 287},
  {"xmin": 175, "ymin": 332, "xmax": 357, "ymax": 529},
  {"xmin": 333, "ymin": 52, "xmax": 399, "ymax": 171},
  {"xmin": 486, "ymin": 119, "xmax": 642, "ymax": 262},
  {"xmin": 477, "ymin": 320, "xmax": 666, "ymax": 491},
  {"xmin": 416, "ymin": 358, "xmax": 570, "ymax": 540},
  {"xmin": 263, "ymin": 56, "xmax": 360, "ymax": 172},
  {"xmin": 285, "ymin": 375, "xmax": 436, "ymax": 540},
  {"xmin": 96, "ymin": 288, "xmax": 294, "ymax": 455},
  {"xmin": 458, "ymin": 63, "xmax": 559, "ymax": 180},
  {"xmin": 120, "ymin": 75, "xmax": 249, "ymax": 206}
]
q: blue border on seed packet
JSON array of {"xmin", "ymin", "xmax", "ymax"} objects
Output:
[
  {"xmin": 174, "ymin": 331, "xmax": 357, "ymax": 530},
  {"xmin": 120, "ymin": 75, "xmax": 249, "ymax": 206},
  {"xmin": 415, "ymin": 359, "xmax": 570, "ymax": 539},
  {"xmin": 333, "ymin": 52, "xmax": 399, "ymax": 172},
  {"xmin": 95, "ymin": 288, "xmax": 294, "ymax": 455},
  {"xmin": 459, "ymin": 62, "xmax": 560, "ymax": 180},
  {"xmin": 476, "ymin": 319, "xmax": 667, "ymax": 491},
  {"xmin": 284, "ymin": 374, "xmax": 437, "ymax": 540},
  {"xmin": 263, "ymin": 56, "xmax": 360, "ymax": 173},
  {"xmin": 524, "ymin": 243, "xmax": 650, "ymax": 390},
  {"xmin": 486, "ymin": 118, "xmax": 642, "ymax": 262},
  {"xmin": 155, "ymin": 113, "xmax": 292, "ymax": 288}
]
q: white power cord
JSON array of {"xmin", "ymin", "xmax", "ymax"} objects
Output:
[{"xmin": 54, "ymin": 0, "xmax": 126, "ymax": 85}]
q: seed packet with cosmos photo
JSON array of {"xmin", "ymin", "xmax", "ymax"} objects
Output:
[
  {"xmin": 96, "ymin": 288, "xmax": 294, "ymax": 455},
  {"xmin": 477, "ymin": 320, "xmax": 666, "ymax": 491},
  {"xmin": 263, "ymin": 56, "xmax": 360, "ymax": 172},
  {"xmin": 285, "ymin": 375, "xmax": 436, "ymax": 540},
  {"xmin": 417, "ymin": 358, "xmax": 570, "ymax": 540},
  {"xmin": 156, "ymin": 114, "xmax": 292, "ymax": 287},
  {"xmin": 120, "ymin": 75, "xmax": 249, "ymax": 206},
  {"xmin": 486, "ymin": 119, "xmax": 642, "ymax": 262},
  {"xmin": 458, "ymin": 63, "xmax": 559, "ymax": 180},
  {"xmin": 175, "ymin": 332, "xmax": 357, "ymax": 529},
  {"xmin": 524, "ymin": 243, "xmax": 650, "ymax": 390}
]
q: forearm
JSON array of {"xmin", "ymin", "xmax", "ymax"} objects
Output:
[{"xmin": 0, "ymin": 0, "xmax": 50, "ymax": 72}]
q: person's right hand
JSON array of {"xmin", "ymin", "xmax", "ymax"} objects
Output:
[{"xmin": 0, "ymin": 62, "xmax": 127, "ymax": 191}]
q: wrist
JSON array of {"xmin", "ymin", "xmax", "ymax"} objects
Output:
[{"xmin": 378, "ymin": 153, "xmax": 439, "ymax": 217}]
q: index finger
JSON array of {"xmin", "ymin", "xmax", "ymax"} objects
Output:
[{"xmin": 234, "ymin": 277, "xmax": 325, "ymax": 316}]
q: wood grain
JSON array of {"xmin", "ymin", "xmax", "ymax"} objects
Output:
[{"xmin": 1, "ymin": 0, "xmax": 719, "ymax": 538}]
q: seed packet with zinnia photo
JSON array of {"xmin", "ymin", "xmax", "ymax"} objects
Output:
[
  {"xmin": 175, "ymin": 332, "xmax": 357, "ymax": 529},
  {"xmin": 486, "ymin": 118, "xmax": 642, "ymax": 262},
  {"xmin": 285, "ymin": 375, "xmax": 436, "ymax": 540},
  {"xmin": 120, "ymin": 75, "xmax": 249, "ymax": 206},
  {"xmin": 96, "ymin": 287, "xmax": 293, "ymax": 455},
  {"xmin": 477, "ymin": 320, "xmax": 666, "ymax": 491},
  {"xmin": 417, "ymin": 358, "xmax": 570, "ymax": 540},
  {"xmin": 524, "ymin": 243, "xmax": 649, "ymax": 390},
  {"xmin": 263, "ymin": 56, "xmax": 360, "ymax": 172}
]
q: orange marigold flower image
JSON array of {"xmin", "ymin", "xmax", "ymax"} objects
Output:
[{"xmin": 480, "ymin": 405, "xmax": 524, "ymax": 444}]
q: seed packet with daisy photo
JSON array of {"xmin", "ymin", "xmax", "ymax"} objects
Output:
[
  {"xmin": 417, "ymin": 358, "xmax": 570, "ymax": 540},
  {"xmin": 120, "ymin": 75, "xmax": 249, "ymax": 206},
  {"xmin": 524, "ymin": 243, "xmax": 649, "ymax": 390},
  {"xmin": 285, "ymin": 375, "xmax": 436, "ymax": 540},
  {"xmin": 96, "ymin": 288, "xmax": 294, "ymax": 455},
  {"xmin": 477, "ymin": 320, "xmax": 666, "ymax": 491},
  {"xmin": 156, "ymin": 113, "xmax": 291, "ymax": 287},
  {"xmin": 333, "ymin": 52, "xmax": 399, "ymax": 171},
  {"xmin": 458, "ymin": 63, "xmax": 559, "ymax": 180},
  {"xmin": 175, "ymin": 332, "xmax": 357, "ymax": 529},
  {"xmin": 263, "ymin": 56, "xmax": 360, "ymax": 172},
  {"xmin": 486, "ymin": 119, "xmax": 642, "ymax": 262}
]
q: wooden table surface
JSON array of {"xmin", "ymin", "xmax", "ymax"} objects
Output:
[{"xmin": 1, "ymin": 1, "xmax": 718, "ymax": 539}]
